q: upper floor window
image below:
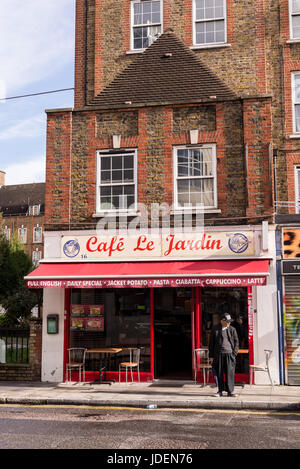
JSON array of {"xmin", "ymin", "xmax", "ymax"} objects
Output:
[
  {"xmin": 18, "ymin": 226, "xmax": 27, "ymax": 244},
  {"xmin": 28, "ymin": 204, "xmax": 40, "ymax": 216},
  {"xmin": 173, "ymin": 145, "xmax": 217, "ymax": 210},
  {"xmin": 32, "ymin": 249, "xmax": 42, "ymax": 267},
  {"xmin": 3, "ymin": 226, "xmax": 10, "ymax": 241},
  {"xmin": 131, "ymin": 0, "xmax": 162, "ymax": 50},
  {"xmin": 33, "ymin": 225, "xmax": 43, "ymax": 243},
  {"xmin": 290, "ymin": 0, "xmax": 300, "ymax": 39},
  {"xmin": 292, "ymin": 72, "xmax": 300, "ymax": 133},
  {"xmin": 193, "ymin": 0, "xmax": 226, "ymax": 46},
  {"xmin": 97, "ymin": 150, "xmax": 137, "ymax": 212}
]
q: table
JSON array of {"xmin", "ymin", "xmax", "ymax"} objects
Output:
[
  {"xmin": 238, "ymin": 349, "xmax": 249, "ymax": 354},
  {"xmin": 87, "ymin": 348, "xmax": 122, "ymax": 384}
]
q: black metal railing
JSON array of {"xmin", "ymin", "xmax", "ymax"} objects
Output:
[{"xmin": 0, "ymin": 328, "xmax": 30, "ymax": 364}]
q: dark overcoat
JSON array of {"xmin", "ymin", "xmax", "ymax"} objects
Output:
[{"xmin": 209, "ymin": 324, "xmax": 239, "ymax": 359}]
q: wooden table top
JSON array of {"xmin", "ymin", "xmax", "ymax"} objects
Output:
[
  {"xmin": 238, "ymin": 349, "xmax": 249, "ymax": 354},
  {"xmin": 86, "ymin": 348, "xmax": 122, "ymax": 354}
]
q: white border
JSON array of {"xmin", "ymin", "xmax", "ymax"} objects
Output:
[
  {"xmin": 192, "ymin": 0, "xmax": 227, "ymax": 47},
  {"xmin": 130, "ymin": 0, "xmax": 164, "ymax": 52},
  {"xmin": 294, "ymin": 165, "xmax": 300, "ymax": 214},
  {"xmin": 291, "ymin": 72, "xmax": 300, "ymax": 134},
  {"xmin": 173, "ymin": 144, "xmax": 217, "ymax": 211},
  {"xmin": 96, "ymin": 148, "xmax": 138, "ymax": 214}
]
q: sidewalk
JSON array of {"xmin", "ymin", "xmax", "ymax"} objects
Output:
[{"xmin": 0, "ymin": 380, "xmax": 299, "ymax": 411}]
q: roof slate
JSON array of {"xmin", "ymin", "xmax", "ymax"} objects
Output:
[
  {"xmin": 0, "ymin": 182, "xmax": 45, "ymax": 216},
  {"xmin": 88, "ymin": 30, "xmax": 237, "ymax": 108}
]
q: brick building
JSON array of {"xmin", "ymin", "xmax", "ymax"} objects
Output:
[
  {"xmin": 27, "ymin": 0, "xmax": 286, "ymax": 385},
  {"xmin": 0, "ymin": 171, "xmax": 45, "ymax": 266}
]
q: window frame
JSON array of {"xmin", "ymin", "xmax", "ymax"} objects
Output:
[
  {"xmin": 173, "ymin": 144, "xmax": 218, "ymax": 211},
  {"xmin": 28, "ymin": 204, "xmax": 40, "ymax": 216},
  {"xmin": 193, "ymin": 0, "xmax": 227, "ymax": 47},
  {"xmin": 290, "ymin": 0, "xmax": 300, "ymax": 39},
  {"xmin": 33, "ymin": 225, "xmax": 43, "ymax": 243},
  {"xmin": 18, "ymin": 226, "xmax": 27, "ymax": 244},
  {"xmin": 292, "ymin": 71, "xmax": 300, "ymax": 134},
  {"xmin": 96, "ymin": 149, "xmax": 138, "ymax": 214},
  {"xmin": 130, "ymin": 0, "xmax": 163, "ymax": 51},
  {"xmin": 32, "ymin": 249, "xmax": 42, "ymax": 266},
  {"xmin": 3, "ymin": 225, "xmax": 10, "ymax": 241},
  {"xmin": 294, "ymin": 165, "xmax": 300, "ymax": 213}
]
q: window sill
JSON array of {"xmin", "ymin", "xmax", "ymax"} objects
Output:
[
  {"xmin": 125, "ymin": 50, "xmax": 144, "ymax": 55},
  {"xmin": 289, "ymin": 134, "xmax": 300, "ymax": 139},
  {"xmin": 171, "ymin": 208, "xmax": 221, "ymax": 215},
  {"xmin": 286, "ymin": 39, "xmax": 300, "ymax": 44},
  {"xmin": 92, "ymin": 211, "xmax": 140, "ymax": 218},
  {"xmin": 191, "ymin": 43, "xmax": 231, "ymax": 50}
]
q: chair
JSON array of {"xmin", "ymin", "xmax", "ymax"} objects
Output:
[
  {"xmin": 194, "ymin": 348, "xmax": 211, "ymax": 386},
  {"xmin": 119, "ymin": 348, "xmax": 140, "ymax": 384},
  {"xmin": 250, "ymin": 349, "xmax": 273, "ymax": 387},
  {"xmin": 66, "ymin": 348, "xmax": 87, "ymax": 383}
]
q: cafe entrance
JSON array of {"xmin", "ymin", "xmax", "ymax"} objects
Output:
[
  {"xmin": 153, "ymin": 286, "xmax": 250, "ymax": 381},
  {"xmin": 154, "ymin": 288, "xmax": 193, "ymax": 380}
]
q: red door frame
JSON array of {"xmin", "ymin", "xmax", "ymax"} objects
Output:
[{"xmin": 63, "ymin": 288, "xmax": 71, "ymax": 382}]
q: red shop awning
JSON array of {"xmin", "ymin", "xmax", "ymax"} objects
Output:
[{"xmin": 25, "ymin": 259, "xmax": 269, "ymax": 288}]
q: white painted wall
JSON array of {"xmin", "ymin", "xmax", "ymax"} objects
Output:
[
  {"xmin": 42, "ymin": 288, "xmax": 65, "ymax": 382},
  {"xmin": 254, "ymin": 227, "xmax": 279, "ymax": 385}
]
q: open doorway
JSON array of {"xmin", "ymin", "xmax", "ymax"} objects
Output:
[{"xmin": 154, "ymin": 287, "xmax": 192, "ymax": 380}]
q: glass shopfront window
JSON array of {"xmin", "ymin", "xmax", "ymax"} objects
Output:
[
  {"xmin": 70, "ymin": 288, "xmax": 150, "ymax": 372},
  {"xmin": 201, "ymin": 287, "xmax": 249, "ymax": 374}
]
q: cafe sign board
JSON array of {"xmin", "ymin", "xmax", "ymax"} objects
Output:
[{"xmin": 61, "ymin": 231, "xmax": 254, "ymax": 261}]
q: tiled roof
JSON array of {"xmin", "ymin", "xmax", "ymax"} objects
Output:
[
  {"xmin": 88, "ymin": 30, "xmax": 237, "ymax": 108},
  {"xmin": 0, "ymin": 182, "xmax": 45, "ymax": 216}
]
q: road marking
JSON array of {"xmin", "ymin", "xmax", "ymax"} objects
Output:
[{"xmin": 0, "ymin": 404, "xmax": 299, "ymax": 417}]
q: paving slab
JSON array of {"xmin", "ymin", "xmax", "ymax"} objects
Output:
[{"xmin": 0, "ymin": 381, "xmax": 299, "ymax": 411}]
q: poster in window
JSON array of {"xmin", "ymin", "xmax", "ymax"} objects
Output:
[
  {"xmin": 85, "ymin": 317, "xmax": 104, "ymax": 331},
  {"xmin": 89, "ymin": 305, "xmax": 104, "ymax": 316},
  {"xmin": 70, "ymin": 318, "xmax": 85, "ymax": 330},
  {"xmin": 71, "ymin": 305, "xmax": 85, "ymax": 316}
]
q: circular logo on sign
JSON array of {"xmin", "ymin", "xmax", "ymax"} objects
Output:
[
  {"xmin": 63, "ymin": 239, "xmax": 80, "ymax": 258},
  {"xmin": 228, "ymin": 233, "xmax": 249, "ymax": 254}
]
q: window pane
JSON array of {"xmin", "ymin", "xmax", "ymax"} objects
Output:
[
  {"xmin": 294, "ymin": 75, "xmax": 300, "ymax": 102},
  {"xmin": 190, "ymin": 179, "xmax": 214, "ymax": 206},
  {"xmin": 124, "ymin": 155, "xmax": 134, "ymax": 169},
  {"xmin": 124, "ymin": 185, "xmax": 135, "ymax": 195},
  {"xmin": 134, "ymin": 3, "xmax": 143, "ymax": 25},
  {"xmin": 196, "ymin": 19, "xmax": 225, "ymax": 44},
  {"xmin": 295, "ymin": 104, "xmax": 300, "ymax": 132},
  {"xmin": 112, "ymin": 186, "xmax": 122, "ymax": 196},
  {"xmin": 124, "ymin": 170, "xmax": 134, "ymax": 181},
  {"xmin": 292, "ymin": 15, "xmax": 300, "ymax": 38},
  {"xmin": 177, "ymin": 179, "xmax": 189, "ymax": 193},
  {"xmin": 134, "ymin": 26, "xmax": 148, "ymax": 49},
  {"xmin": 100, "ymin": 197, "xmax": 113, "ymax": 210},
  {"xmin": 111, "ymin": 170, "xmax": 123, "ymax": 183},
  {"xmin": 293, "ymin": 0, "xmax": 300, "ymax": 13},
  {"xmin": 112, "ymin": 156, "xmax": 122, "ymax": 170},
  {"xmin": 101, "ymin": 157, "xmax": 111, "ymax": 170},
  {"xmin": 100, "ymin": 186, "xmax": 111, "ymax": 196},
  {"xmin": 178, "ymin": 192, "xmax": 190, "ymax": 206},
  {"xmin": 101, "ymin": 170, "xmax": 111, "ymax": 182},
  {"xmin": 127, "ymin": 196, "xmax": 135, "ymax": 208}
]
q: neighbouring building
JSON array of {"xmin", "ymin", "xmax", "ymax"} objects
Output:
[
  {"xmin": 0, "ymin": 172, "xmax": 45, "ymax": 267},
  {"xmin": 26, "ymin": 0, "xmax": 287, "ymax": 385}
]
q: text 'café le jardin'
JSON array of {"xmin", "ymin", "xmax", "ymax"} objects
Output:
[{"xmin": 62, "ymin": 231, "xmax": 253, "ymax": 260}]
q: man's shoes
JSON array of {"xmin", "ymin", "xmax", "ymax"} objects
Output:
[
  {"xmin": 227, "ymin": 392, "xmax": 236, "ymax": 397},
  {"xmin": 214, "ymin": 392, "xmax": 223, "ymax": 397}
]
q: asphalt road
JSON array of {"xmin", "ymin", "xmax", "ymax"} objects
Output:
[{"xmin": 0, "ymin": 405, "xmax": 299, "ymax": 451}]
